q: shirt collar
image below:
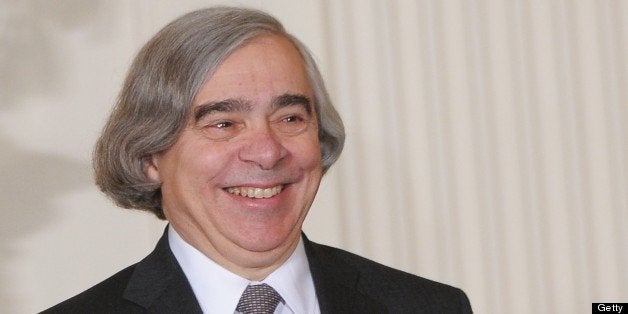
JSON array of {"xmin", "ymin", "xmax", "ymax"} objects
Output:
[
  {"xmin": 168, "ymin": 226, "xmax": 248, "ymax": 313},
  {"xmin": 168, "ymin": 226, "xmax": 318, "ymax": 313},
  {"xmin": 260, "ymin": 237, "xmax": 318, "ymax": 313}
]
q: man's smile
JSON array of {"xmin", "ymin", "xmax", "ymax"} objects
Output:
[{"xmin": 225, "ymin": 185, "xmax": 284, "ymax": 199}]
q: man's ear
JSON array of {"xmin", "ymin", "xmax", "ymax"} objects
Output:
[{"xmin": 143, "ymin": 155, "xmax": 161, "ymax": 182}]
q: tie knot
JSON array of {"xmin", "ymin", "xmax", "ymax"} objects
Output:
[{"xmin": 236, "ymin": 283, "xmax": 284, "ymax": 314}]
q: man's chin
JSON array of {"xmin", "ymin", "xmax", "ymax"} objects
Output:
[{"xmin": 234, "ymin": 229, "xmax": 299, "ymax": 254}]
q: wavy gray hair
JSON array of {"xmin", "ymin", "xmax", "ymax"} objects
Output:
[{"xmin": 93, "ymin": 7, "xmax": 345, "ymax": 219}]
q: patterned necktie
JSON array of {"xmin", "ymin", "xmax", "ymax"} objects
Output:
[{"xmin": 236, "ymin": 283, "xmax": 284, "ymax": 314}]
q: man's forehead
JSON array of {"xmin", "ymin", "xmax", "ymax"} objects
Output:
[
  {"xmin": 207, "ymin": 35, "xmax": 306, "ymax": 80},
  {"xmin": 191, "ymin": 35, "xmax": 313, "ymax": 110}
]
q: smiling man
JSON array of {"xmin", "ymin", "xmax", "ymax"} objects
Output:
[{"xmin": 44, "ymin": 7, "xmax": 472, "ymax": 314}]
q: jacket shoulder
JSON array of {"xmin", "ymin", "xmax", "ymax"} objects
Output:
[
  {"xmin": 41, "ymin": 263, "xmax": 145, "ymax": 313},
  {"xmin": 306, "ymin": 241, "xmax": 472, "ymax": 313}
]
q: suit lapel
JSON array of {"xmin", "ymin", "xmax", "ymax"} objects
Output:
[
  {"xmin": 123, "ymin": 229, "xmax": 202, "ymax": 313},
  {"xmin": 303, "ymin": 234, "xmax": 386, "ymax": 313}
]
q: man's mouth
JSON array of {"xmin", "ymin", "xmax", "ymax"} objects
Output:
[{"xmin": 225, "ymin": 185, "xmax": 284, "ymax": 199}]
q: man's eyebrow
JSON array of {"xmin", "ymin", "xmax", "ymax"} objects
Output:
[
  {"xmin": 273, "ymin": 94, "xmax": 312, "ymax": 114},
  {"xmin": 193, "ymin": 99, "xmax": 251, "ymax": 122}
]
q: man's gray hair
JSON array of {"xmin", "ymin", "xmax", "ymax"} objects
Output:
[{"xmin": 93, "ymin": 7, "xmax": 345, "ymax": 219}]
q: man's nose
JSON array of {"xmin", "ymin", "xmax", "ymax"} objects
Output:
[{"xmin": 238, "ymin": 126, "xmax": 288, "ymax": 170}]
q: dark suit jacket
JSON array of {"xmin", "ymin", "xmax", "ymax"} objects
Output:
[{"xmin": 42, "ymin": 230, "xmax": 472, "ymax": 313}]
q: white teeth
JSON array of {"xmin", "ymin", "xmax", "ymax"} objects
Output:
[{"xmin": 226, "ymin": 185, "xmax": 283, "ymax": 199}]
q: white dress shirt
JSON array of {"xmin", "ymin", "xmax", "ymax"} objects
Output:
[{"xmin": 168, "ymin": 226, "xmax": 320, "ymax": 314}]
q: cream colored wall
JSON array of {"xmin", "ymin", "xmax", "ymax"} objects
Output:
[{"xmin": 1, "ymin": 1, "xmax": 626, "ymax": 313}]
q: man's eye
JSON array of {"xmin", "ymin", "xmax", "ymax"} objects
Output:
[
  {"xmin": 275, "ymin": 114, "xmax": 309, "ymax": 135},
  {"xmin": 213, "ymin": 121, "xmax": 233, "ymax": 128},
  {"xmin": 199, "ymin": 120, "xmax": 240, "ymax": 141},
  {"xmin": 283, "ymin": 115, "xmax": 303, "ymax": 123}
]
